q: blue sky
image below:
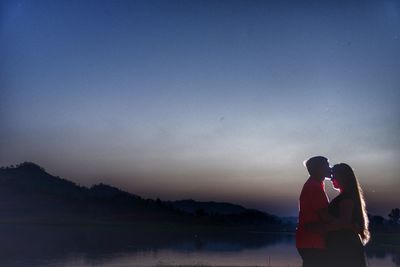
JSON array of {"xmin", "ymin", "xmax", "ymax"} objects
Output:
[{"xmin": 1, "ymin": 0, "xmax": 399, "ymax": 216}]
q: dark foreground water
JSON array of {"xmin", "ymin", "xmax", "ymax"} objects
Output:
[{"xmin": 0, "ymin": 224, "xmax": 398, "ymax": 267}]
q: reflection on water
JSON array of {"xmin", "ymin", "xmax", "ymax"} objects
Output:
[{"xmin": 0, "ymin": 224, "xmax": 398, "ymax": 267}]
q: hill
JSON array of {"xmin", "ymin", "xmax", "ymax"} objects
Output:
[{"xmin": 0, "ymin": 162, "xmax": 282, "ymax": 228}]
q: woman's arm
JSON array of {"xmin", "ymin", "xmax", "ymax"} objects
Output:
[
  {"xmin": 304, "ymin": 208, "xmax": 334, "ymax": 233},
  {"xmin": 324, "ymin": 199, "xmax": 359, "ymax": 232},
  {"xmin": 305, "ymin": 200, "xmax": 360, "ymax": 233},
  {"xmin": 318, "ymin": 207, "xmax": 335, "ymax": 223}
]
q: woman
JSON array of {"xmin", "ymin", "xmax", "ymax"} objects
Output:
[{"xmin": 325, "ymin": 163, "xmax": 370, "ymax": 267}]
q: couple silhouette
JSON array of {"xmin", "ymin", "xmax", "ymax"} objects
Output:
[{"xmin": 296, "ymin": 156, "xmax": 370, "ymax": 267}]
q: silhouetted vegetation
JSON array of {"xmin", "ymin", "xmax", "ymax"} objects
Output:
[
  {"xmin": 368, "ymin": 210, "xmax": 400, "ymax": 233},
  {"xmin": 389, "ymin": 208, "xmax": 400, "ymax": 225}
]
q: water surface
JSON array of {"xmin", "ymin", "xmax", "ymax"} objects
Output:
[{"xmin": 0, "ymin": 224, "xmax": 397, "ymax": 267}]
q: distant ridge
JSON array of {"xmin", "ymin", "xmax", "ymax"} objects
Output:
[{"xmin": 0, "ymin": 162, "xmax": 283, "ymax": 228}]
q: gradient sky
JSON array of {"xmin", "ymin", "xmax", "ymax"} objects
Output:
[{"xmin": 1, "ymin": 0, "xmax": 399, "ymax": 216}]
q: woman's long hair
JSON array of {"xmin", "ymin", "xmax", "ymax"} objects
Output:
[{"xmin": 332, "ymin": 163, "xmax": 370, "ymax": 245}]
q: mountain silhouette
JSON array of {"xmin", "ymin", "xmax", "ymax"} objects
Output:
[{"xmin": 0, "ymin": 162, "xmax": 282, "ymax": 227}]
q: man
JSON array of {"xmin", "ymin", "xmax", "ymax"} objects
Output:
[{"xmin": 296, "ymin": 156, "xmax": 332, "ymax": 267}]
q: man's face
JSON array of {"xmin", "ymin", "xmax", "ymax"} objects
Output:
[
  {"xmin": 317, "ymin": 161, "xmax": 332, "ymax": 180},
  {"xmin": 324, "ymin": 162, "xmax": 332, "ymax": 179}
]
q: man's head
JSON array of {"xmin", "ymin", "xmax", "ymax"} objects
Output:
[{"xmin": 304, "ymin": 156, "xmax": 331, "ymax": 181}]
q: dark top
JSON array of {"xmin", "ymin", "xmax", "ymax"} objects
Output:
[
  {"xmin": 326, "ymin": 193, "xmax": 366, "ymax": 267},
  {"xmin": 328, "ymin": 193, "xmax": 359, "ymax": 222}
]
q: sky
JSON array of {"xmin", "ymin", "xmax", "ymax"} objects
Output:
[{"xmin": 1, "ymin": 0, "xmax": 399, "ymax": 216}]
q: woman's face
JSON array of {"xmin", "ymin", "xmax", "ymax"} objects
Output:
[{"xmin": 332, "ymin": 173, "xmax": 344, "ymax": 192}]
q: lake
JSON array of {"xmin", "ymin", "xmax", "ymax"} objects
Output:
[{"xmin": 0, "ymin": 224, "xmax": 398, "ymax": 267}]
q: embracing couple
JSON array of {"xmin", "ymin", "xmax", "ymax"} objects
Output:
[{"xmin": 296, "ymin": 156, "xmax": 370, "ymax": 267}]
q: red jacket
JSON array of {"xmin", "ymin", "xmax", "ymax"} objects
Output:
[{"xmin": 296, "ymin": 177, "xmax": 329, "ymax": 249}]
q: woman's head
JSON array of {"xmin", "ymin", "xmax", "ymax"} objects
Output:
[
  {"xmin": 331, "ymin": 163, "xmax": 370, "ymax": 245},
  {"xmin": 331, "ymin": 163, "xmax": 356, "ymax": 193}
]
